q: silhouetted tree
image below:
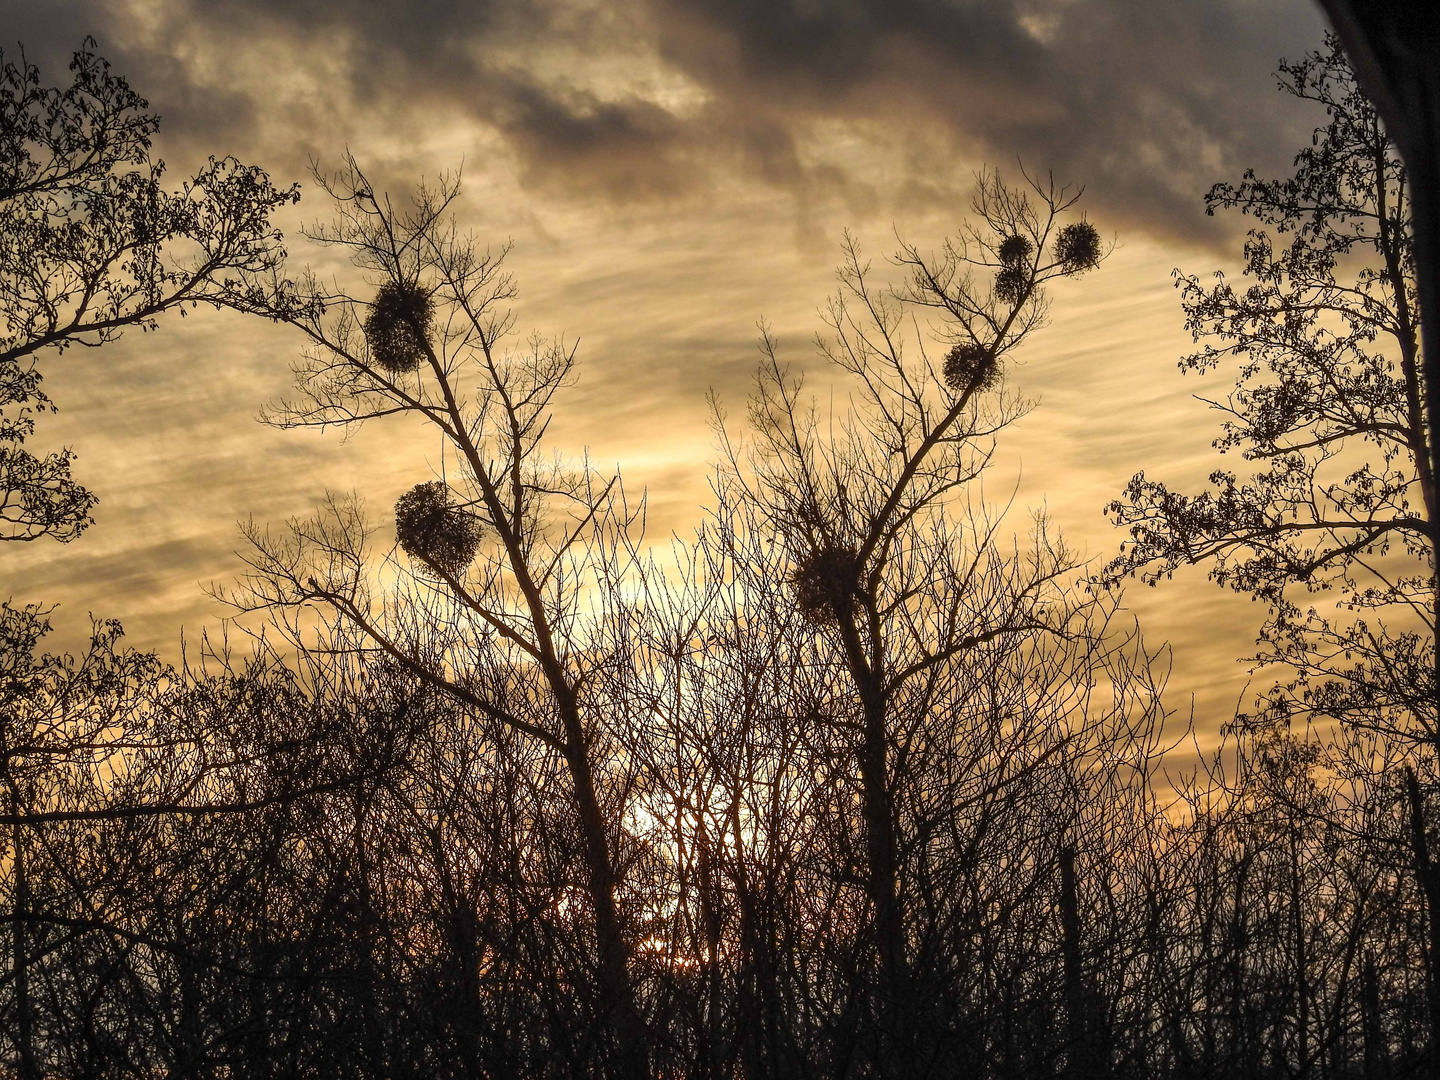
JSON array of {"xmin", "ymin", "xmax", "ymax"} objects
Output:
[
  {"xmin": 712, "ymin": 170, "xmax": 1141, "ymax": 1075},
  {"xmin": 1108, "ymin": 36, "xmax": 1432, "ymax": 755},
  {"xmin": 1316, "ymin": 4, "xmax": 1440, "ymax": 534},
  {"xmin": 1106, "ymin": 34, "xmax": 1438, "ymax": 1077},
  {"xmin": 0, "ymin": 39, "xmax": 301, "ymax": 542},
  {"xmin": 228, "ymin": 155, "xmax": 651, "ymax": 1080}
]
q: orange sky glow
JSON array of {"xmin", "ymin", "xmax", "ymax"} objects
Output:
[{"xmin": 5, "ymin": 0, "xmax": 1337, "ymax": 749}]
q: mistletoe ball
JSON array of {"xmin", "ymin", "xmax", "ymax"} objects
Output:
[
  {"xmin": 994, "ymin": 265, "xmax": 1031, "ymax": 305},
  {"xmin": 997, "ymin": 233, "xmax": 1034, "ymax": 267},
  {"xmin": 1054, "ymin": 221, "xmax": 1102, "ymax": 273},
  {"xmin": 365, "ymin": 282, "xmax": 434, "ymax": 374},
  {"xmin": 395, "ymin": 481, "xmax": 483, "ymax": 577},
  {"xmin": 942, "ymin": 342, "xmax": 998, "ymax": 393},
  {"xmin": 793, "ymin": 544, "xmax": 861, "ymax": 624}
]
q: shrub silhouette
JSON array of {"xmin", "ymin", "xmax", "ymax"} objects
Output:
[
  {"xmin": 395, "ymin": 481, "xmax": 482, "ymax": 576},
  {"xmin": 365, "ymin": 282, "xmax": 434, "ymax": 374}
]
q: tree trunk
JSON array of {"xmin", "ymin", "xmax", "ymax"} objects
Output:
[
  {"xmin": 1060, "ymin": 845, "xmax": 1105, "ymax": 1080},
  {"xmin": 1406, "ymin": 767, "xmax": 1440, "ymax": 1080},
  {"xmin": 1363, "ymin": 950, "xmax": 1388, "ymax": 1080},
  {"xmin": 1318, "ymin": 0, "xmax": 1440, "ymax": 735},
  {"xmin": 10, "ymin": 817, "xmax": 37, "ymax": 1080},
  {"xmin": 696, "ymin": 816, "xmax": 726, "ymax": 1080},
  {"xmin": 859, "ymin": 689, "xmax": 912, "ymax": 1075},
  {"xmin": 834, "ymin": 600, "xmax": 912, "ymax": 1074},
  {"xmin": 558, "ymin": 715, "xmax": 649, "ymax": 1080},
  {"xmin": 1290, "ymin": 823, "xmax": 1311, "ymax": 1080}
]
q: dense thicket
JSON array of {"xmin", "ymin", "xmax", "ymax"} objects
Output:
[{"xmin": 0, "ymin": 36, "xmax": 1435, "ymax": 1080}]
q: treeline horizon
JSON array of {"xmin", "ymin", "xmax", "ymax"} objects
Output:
[{"xmin": 2, "ymin": 33, "xmax": 1435, "ymax": 1080}]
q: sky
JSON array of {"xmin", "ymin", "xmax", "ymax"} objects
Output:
[{"xmin": 5, "ymin": 0, "xmax": 1334, "ymax": 743}]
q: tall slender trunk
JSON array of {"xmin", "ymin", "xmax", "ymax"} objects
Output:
[
  {"xmin": 434, "ymin": 357, "xmax": 649, "ymax": 1080},
  {"xmin": 1362, "ymin": 950, "xmax": 1387, "ymax": 1080},
  {"xmin": 730, "ymin": 792, "xmax": 783, "ymax": 1080},
  {"xmin": 1229, "ymin": 855, "xmax": 1256, "ymax": 1080},
  {"xmin": 1290, "ymin": 823, "xmax": 1311, "ymax": 1079},
  {"xmin": 1406, "ymin": 767, "xmax": 1440, "ymax": 1080},
  {"xmin": 1060, "ymin": 845, "xmax": 1104, "ymax": 1079},
  {"xmin": 833, "ymin": 594, "xmax": 911, "ymax": 1074},
  {"xmin": 353, "ymin": 794, "xmax": 385, "ymax": 1076},
  {"xmin": 432, "ymin": 825, "xmax": 507, "ymax": 1078},
  {"xmin": 555, "ymin": 695, "xmax": 648, "ymax": 1080},
  {"xmin": 858, "ymin": 686, "xmax": 911, "ymax": 1073},
  {"xmin": 696, "ymin": 815, "xmax": 726, "ymax": 1080},
  {"xmin": 10, "ymin": 815, "xmax": 37, "ymax": 1080}
]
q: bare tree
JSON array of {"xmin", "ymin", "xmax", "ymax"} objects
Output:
[
  {"xmin": 225, "ymin": 155, "xmax": 652, "ymax": 1079},
  {"xmin": 711, "ymin": 169, "xmax": 1124, "ymax": 1073}
]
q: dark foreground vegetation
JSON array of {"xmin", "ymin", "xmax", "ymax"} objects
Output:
[{"xmin": 1, "ymin": 34, "xmax": 1436, "ymax": 1080}]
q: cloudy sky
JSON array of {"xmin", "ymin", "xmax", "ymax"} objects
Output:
[{"xmin": 7, "ymin": 0, "xmax": 1333, "ymax": 740}]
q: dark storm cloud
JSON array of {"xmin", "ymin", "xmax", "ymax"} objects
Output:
[
  {"xmin": 639, "ymin": 0, "xmax": 1330, "ymax": 240},
  {"xmin": 487, "ymin": 78, "xmax": 703, "ymax": 200},
  {"xmin": 10, "ymin": 0, "xmax": 1328, "ymax": 241}
]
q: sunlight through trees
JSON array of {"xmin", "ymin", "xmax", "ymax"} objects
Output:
[{"xmin": 0, "ymin": 30, "xmax": 1435, "ymax": 1080}]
